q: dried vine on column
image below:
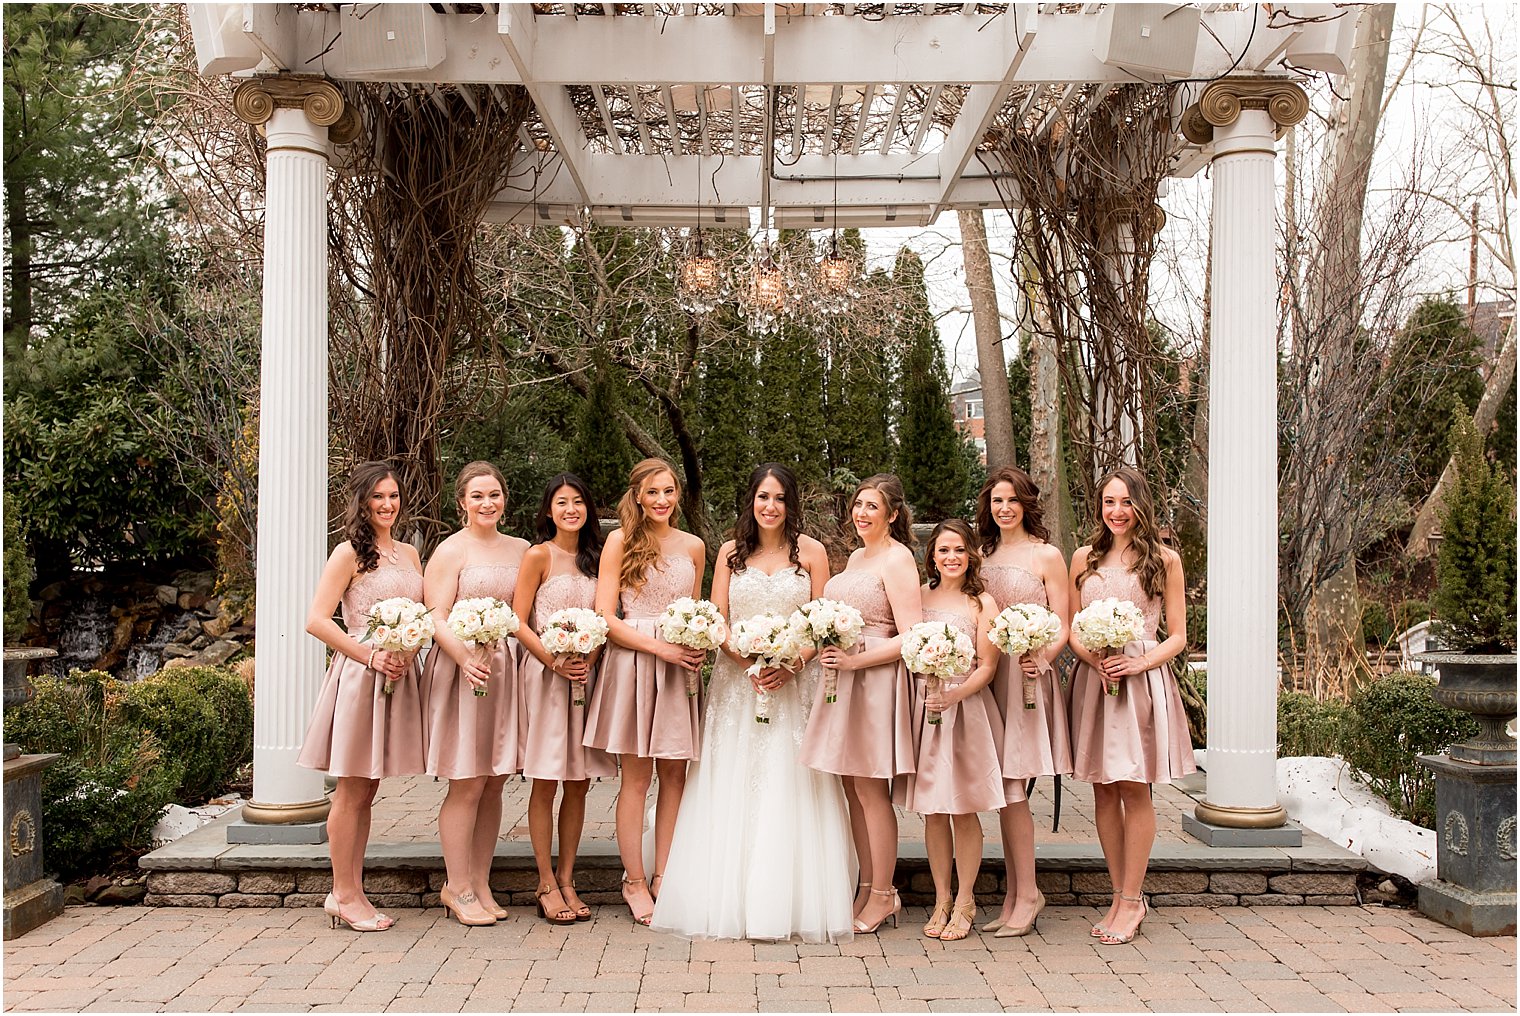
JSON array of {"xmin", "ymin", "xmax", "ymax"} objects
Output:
[{"xmin": 328, "ymin": 83, "xmax": 532, "ymax": 546}]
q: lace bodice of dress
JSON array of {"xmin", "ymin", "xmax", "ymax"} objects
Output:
[
  {"xmin": 821, "ymin": 570, "xmax": 894, "ymax": 634},
  {"xmin": 1079, "ymin": 566, "xmax": 1161, "ymax": 641},
  {"xmin": 533, "ymin": 572, "xmax": 597, "ymax": 624},
  {"xmin": 342, "ymin": 563, "xmax": 424, "ymax": 631},
  {"xmin": 457, "ymin": 563, "xmax": 520, "ymax": 602},
  {"xmin": 622, "ymin": 552, "xmax": 696, "ymax": 618},
  {"xmin": 728, "ymin": 566, "xmax": 812, "ymax": 624},
  {"xmin": 983, "ymin": 563, "xmax": 1048, "ymax": 609}
]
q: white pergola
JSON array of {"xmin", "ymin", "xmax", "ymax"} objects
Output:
[{"xmin": 189, "ymin": 2, "xmax": 1353, "ymax": 843}]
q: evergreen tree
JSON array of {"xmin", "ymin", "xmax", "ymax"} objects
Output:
[
  {"xmin": 1431, "ymin": 413, "xmax": 1517, "ymax": 652},
  {"xmin": 1006, "ymin": 337, "xmax": 1034, "ymax": 460},
  {"xmin": 893, "ymin": 248, "xmax": 967, "ymax": 521},
  {"xmin": 826, "ymin": 265, "xmax": 897, "ymax": 483},
  {"xmin": 1381, "ymin": 296, "xmax": 1484, "ymax": 502},
  {"xmin": 693, "ymin": 307, "xmax": 759, "ymax": 525},
  {"xmin": 567, "ymin": 354, "xmax": 636, "ymax": 514}
]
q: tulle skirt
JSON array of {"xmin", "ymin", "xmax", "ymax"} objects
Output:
[
  {"xmin": 519, "ymin": 648, "xmax": 617, "ymax": 782},
  {"xmin": 297, "ymin": 638, "xmax": 426, "ymax": 780},
  {"xmin": 798, "ymin": 634, "xmax": 915, "ymax": 779},
  {"xmin": 1068, "ymin": 640, "xmax": 1197, "ymax": 785},
  {"xmin": 582, "ymin": 618, "xmax": 703, "ymax": 760},
  {"xmin": 421, "ymin": 639, "xmax": 521, "ymax": 779},
  {"xmin": 651, "ymin": 657, "xmax": 855, "ymax": 943},
  {"xmin": 895, "ymin": 675, "xmax": 1010, "ymax": 815}
]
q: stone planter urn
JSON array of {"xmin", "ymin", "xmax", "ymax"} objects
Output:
[
  {"xmin": 1416, "ymin": 652, "xmax": 1517, "ymax": 937},
  {"xmin": 3, "ymin": 647, "xmax": 65, "ymax": 937}
]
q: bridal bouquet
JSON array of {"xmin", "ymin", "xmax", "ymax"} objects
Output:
[
  {"xmin": 1071, "ymin": 597, "xmax": 1145, "ymax": 696},
  {"xmin": 363, "ymin": 597, "xmax": 435, "ymax": 694},
  {"xmin": 729, "ymin": 612, "xmax": 807, "ymax": 724},
  {"xmin": 539, "ymin": 607, "xmax": 609, "ymax": 706},
  {"xmin": 447, "ymin": 597, "xmax": 520, "ymax": 697},
  {"xmin": 787, "ymin": 598, "xmax": 865, "ymax": 703},
  {"xmin": 901, "ymin": 621, "xmax": 975, "ymax": 725},
  {"xmin": 990, "ymin": 603, "xmax": 1062, "ymax": 710},
  {"xmin": 658, "ymin": 597, "xmax": 728, "ymax": 696}
]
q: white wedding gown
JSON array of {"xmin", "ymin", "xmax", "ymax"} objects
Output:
[{"xmin": 649, "ymin": 565, "xmax": 856, "ymax": 942}]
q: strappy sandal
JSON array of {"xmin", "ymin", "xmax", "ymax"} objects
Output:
[
  {"xmin": 853, "ymin": 887, "xmax": 901, "ymax": 934},
  {"xmin": 1099, "ymin": 893, "xmax": 1148, "ymax": 945},
  {"xmin": 922, "ymin": 899, "xmax": 953, "ymax": 939},
  {"xmin": 621, "ymin": 876, "xmax": 655, "ymax": 927},
  {"xmin": 939, "ymin": 901, "xmax": 976, "ymax": 942},
  {"xmin": 559, "ymin": 880, "xmax": 592, "ymax": 921},
  {"xmin": 536, "ymin": 884, "xmax": 576, "ymax": 925}
]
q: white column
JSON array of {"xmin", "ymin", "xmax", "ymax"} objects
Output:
[
  {"xmin": 1189, "ymin": 80, "xmax": 1305, "ymax": 830},
  {"xmin": 241, "ymin": 97, "xmax": 335, "ymax": 826}
]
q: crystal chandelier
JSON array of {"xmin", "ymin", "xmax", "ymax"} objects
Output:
[
  {"xmin": 741, "ymin": 240, "xmax": 789, "ymax": 336},
  {"xmin": 676, "ymin": 230, "xmax": 725, "ymax": 315}
]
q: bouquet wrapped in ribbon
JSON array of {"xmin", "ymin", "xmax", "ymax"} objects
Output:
[
  {"xmin": 1071, "ymin": 597, "xmax": 1145, "ymax": 696},
  {"xmin": 446, "ymin": 597, "xmax": 521, "ymax": 697},
  {"xmin": 728, "ymin": 612, "xmax": 807, "ymax": 724},
  {"xmin": 363, "ymin": 597, "xmax": 435, "ymax": 694},
  {"xmin": 787, "ymin": 598, "xmax": 865, "ymax": 704},
  {"xmin": 989, "ymin": 602, "xmax": 1062, "ymax": 709},
  {"xmin": 901, "ymin": 621, "xmax": 976, "ymax": 725},
  {"xmin": 539, "ymin": 607, "xmax": 610, "ymax": 706},
  {"xmin": 658, "ymin": 597, "xmax": 728, "ymax": 696}
]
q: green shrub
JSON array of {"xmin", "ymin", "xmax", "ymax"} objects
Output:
[
  {"xmin": 117, "ymin": 666, "xmax": 253, "ymax": 803},
  {"xmin": 1342, "ymin": 671, "xmax": 1481, "ymax": 828},
  {"xmin": 1431, "ymin": 414, "xmax": 1517, "ymax": 652},
  {"xmin": 3, "ymin": 507, "xmax": 33, "ymax": 638},
  {"xmin": 8, "ymin": 672, "xmax": 183, "ymax": 880},
  {"xmin": 1276, "ymin": 690, "xmax": 1350, "ymax": 759},
  {"xmin": 1361, "ymin": 601, "xmax": 1391, "ymax": 646}
]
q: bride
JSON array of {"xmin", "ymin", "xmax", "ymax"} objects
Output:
[{"xmin": 650, "ymin": 464, "xmax": 855, "ymax": 942}]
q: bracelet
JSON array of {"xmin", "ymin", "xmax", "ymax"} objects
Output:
[{"xmin": 367, "ymin": 648, "xmax": 378, "ymax": 670}]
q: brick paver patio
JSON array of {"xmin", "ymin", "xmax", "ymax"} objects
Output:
[{"xmin": 4, "ymin": 896, "xmax": 1514, "ymax": 1013}]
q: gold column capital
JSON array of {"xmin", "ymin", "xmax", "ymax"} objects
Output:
[
  {"xmin": 233, "ymin": 75, "xmax": 354, "ymax": 140},
  {"xmin": 1181, "ymin": 78, "xmax": 1309, "ymax": 145}
]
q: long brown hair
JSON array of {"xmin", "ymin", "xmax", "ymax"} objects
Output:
[
  {"xmin": 617, "ymin": 458, "xmax": 681, "ymax": 592},
  {"xmin": 1076, "ymin": 466, "xmax": 1167, "ymax": 600},
  {"xmin": 852, "ymin": 473, "xmax": 914, "ymax": 549},
  {"xmin": 344, "ymin": 460, "xmax": 401, "ymax": 575},
  {"xmin": 728, "ymin": 463, "xmax": 802, "ymax": 573},
  {"xmin": 976, "ymin": 466, "xmax": 1050, "ymax": 552},
  {"xmin": 924, "ymin": 520, "xmax": 986, "ymax": 607},
  {"xmin": 454, "ymin": 460, "xmax": 507, "ymax": 527}
]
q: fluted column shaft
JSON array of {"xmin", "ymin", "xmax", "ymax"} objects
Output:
[{"xmin": 245, "ymin": 106, "xmax": 332, "ymax": 824}]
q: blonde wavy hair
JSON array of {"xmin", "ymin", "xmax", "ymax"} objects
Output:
[{"xmin": 617, "ymin": 458, "xmax": 682, "ymax": 592}]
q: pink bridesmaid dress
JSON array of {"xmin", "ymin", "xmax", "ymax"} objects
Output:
[
  {"xmin": 298, "ymin": 563, "xmax": 427, "ymax": 779},
  {"xmin": 1068, "ymin": 566, "xmax": 1197, "ymax": 785},
  {"xmin": 421, "ymin": 563, "xmax": 522, "ymax": 779},
  {"xmin": 518, "ymin": 546, "xmax": 617, "ymax": 781},
  {"xmin": 582, "ymin": 553, "xmax": 703, "ymax": 760},
  {"xmin": 799, "ymin": 570, "xmax": 915, "ymax": 779},
  {"xmin": 983, "ymin": 564, "xmax": 1074, "ymax": 791},
  {"xmin": 894, "ymin": 605, "xmax": 1008, "ymax": 815}
]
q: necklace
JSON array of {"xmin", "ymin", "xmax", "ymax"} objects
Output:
[{"xmin": 376, "ymin": 539, "xmax": 400, "ymax": 564}]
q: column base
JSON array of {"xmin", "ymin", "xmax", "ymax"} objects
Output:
[
  {"xmin": 1418, "ymin": 879, "xmax": 1517, "ymax": 937},
  {"xmin": 3, "ymin": 876, "xmax": 65, "ymax": 938},
  {"xmin": 241, "ymin": 797, "xmax": 331, "ymax": 825},
  {"xmin": 226, "ymin": 818, "xmax": 328, "ymax": 845},
  {"xmin": 1186, "ymin": 803, "xmax": 1300, "ymax": 847}
]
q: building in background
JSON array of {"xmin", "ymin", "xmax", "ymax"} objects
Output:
[{"xmin": 950, "ymin": 377, "xmax": 986, "ymax": 464}]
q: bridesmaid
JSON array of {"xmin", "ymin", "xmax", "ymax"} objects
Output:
[
  {"xmin": 799, "ymin": 473, "xmax": 921, "ymax": 935},
  {"xmin": 583, "ymin": 458, "xmax": 707, "ymax": 926},
  {"xmin": 975, "ymin": 467, "xmax": 1071, "ymax": 937},
  {"xmin": 895, "ymin": 520, "xmax": 1005, "ymax": 943},
  {"xmin": 1067, "ymin": 466, "xmax": 1194, "ymax": 946},
  {"xmin": 421, "ymin": 461, "xmax": 529, "ymax": 927},
  {"xmin": 299, "ymin": 460, "xmax": 426, "ymax": 933},
  {"xmin": 513, "ymin": 473, "xmax": 615, "ymax": 924}
]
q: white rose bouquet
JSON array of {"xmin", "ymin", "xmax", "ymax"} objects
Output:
[
  {"xmin": 1071, "ymin": 597, "xmax": 1145, "ymax": 696},
  {"xmin": 658, "ymin": 597, "xmax": 728, "ymax": 696},
  {"xmin": 363, "ymin": 597, "xmax": 435, "ymax": 694},
  {"xmin": 901, "ymin": 621, "xmax": 976, "ymax": 725},
  {"xmin": 728, "ymin": 612, "xmax": 807, "ymax": 724},
  {"xmin": 446, "ymin": 597, "xmax": 521, "ymax": 697},
  {"xmin": 539, "ymin": 607, "xmax": 610, "ymax": 706},
  {"xmin": 989, "ymin": 603, "xmax": 1063, "ymax": 710},
  {"xmin": 787, "ymin": 598, "xmax": 866, "ymax": 703}
]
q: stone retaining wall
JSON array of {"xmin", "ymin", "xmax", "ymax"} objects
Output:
[{"xmin": 143, "ymin": 866, "xmax": 1360, "ymax": 909}]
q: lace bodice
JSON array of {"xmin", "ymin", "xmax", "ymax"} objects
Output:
[
  {"xmin": 342, "ymin": 563, "xmax": 423, "ymax": 631},
  {"xmin": 622, "ymin": 552, "xmax": 696, "ymax": 618},
  {"xmin": 457, "ymin": 563, "xmax": 520, "ymax": 602},
  {"xmin": 822, "ymin": 569, "xmax": 895, "ymax": 634},
  {"xmin": 1079, "ymin": 566, "xmax": 1162, "ymax": 641},
  {"xmin": 534, "ymin": 572, "xmax": 597, "ymax": 624},
  {"xmin": 728, "ymin": 565, "xmax": 811, "ymax": 623},
  {"xmin": 983, "ymin": 563, "xmax": 1048, "ymax": 609}
]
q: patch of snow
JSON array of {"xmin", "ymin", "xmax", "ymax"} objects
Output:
[
  {"xmin": 150, "ymin": 795, "xmax": 244, "ymax": 847},
  {"xmin": 1277, "ymin": 756, "xmax": 1436, "ymax": 884}
]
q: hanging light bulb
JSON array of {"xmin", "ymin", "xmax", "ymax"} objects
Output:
[
  {"xmin": 676, "ymin": 229, "xmax": 725, "ymax": 315},
  {"xmin": 814, "ymin": 232, "xmax": 858, "ymax": 316},
  {"xmin": 741, "ymin": 239, "xmax": 788, "ymax": 336}
]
